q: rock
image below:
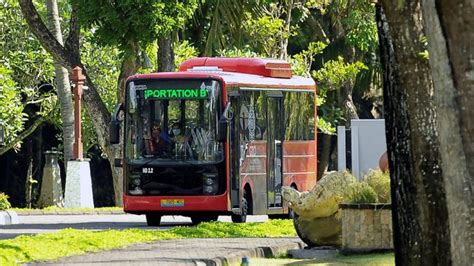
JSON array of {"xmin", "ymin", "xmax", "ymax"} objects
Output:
[{"xmin": 282, "ymin": 171, "xmax": 356, "ymax": 247}]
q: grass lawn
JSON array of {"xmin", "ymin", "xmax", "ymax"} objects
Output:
[
  {"xmin": 0, "ymin": 215, "xmax": 394, "ymax": 266},
  {"xmin": 0, "ymin": 219, "xmax": 296, "ymax": 265},
  {"xmin": 250, "ymin": 252, "xmax": 395, "ymax": 265}
]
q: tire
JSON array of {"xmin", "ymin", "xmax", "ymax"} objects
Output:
[
  {"xmin": 145, "ymin": 214, "xmax": 162, "ymax": 226},
  {"xmin": 191, "ymin": 215, "xmax": 219, "ymax": 225},
  {"xmin": 231, "ymin": 189, "xmax": 250, "ymax": 223}
]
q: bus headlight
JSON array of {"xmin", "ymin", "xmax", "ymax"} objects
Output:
[{"xmin": 203, "ymin": 173, "xmax": 218, "ymax": 195}]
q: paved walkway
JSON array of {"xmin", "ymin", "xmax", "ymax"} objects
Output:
[{"xmin": 29, "ymin": 237, "xmax": 305, "ymax": 266}]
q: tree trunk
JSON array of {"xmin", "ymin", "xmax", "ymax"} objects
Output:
[
  {"xmin": 112, "ymin": 42, "xmax": 140, "ymax": 207},
  {"xmin": 317, "ymin": 133, "xmax": 331, "ymax": 180},
  {"xmin": 278, "ymin": 0, "xmax": 293, "ymax": 60},
  {"xmin": 158, "ymin": 35, "xmax": 175, "ymax": 72},
  {"xmin": 376, "ymin": 2, "xmax": 451, "ymax": 265},
  {"xmin": 20, "ymin": 0, "xmax": 123, "ymax": 206},
  {"xmin": 46, "ymin": 0, "xmax": 74, "ymax": 165},
  {"xmin": 339, "ymin": 82, "xmax": 359, "ymax": 126},
  {"xmin": 421, "ymin": 1, "xmax": 473, "ymax": 265},
  {"xmin": 117, "ymin": 42, "xmax": 140, "ymax": 103}
]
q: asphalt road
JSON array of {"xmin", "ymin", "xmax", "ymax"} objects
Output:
[{"xmin": 0, "ymin": 214, "xmax": 269, "ymax": 240}]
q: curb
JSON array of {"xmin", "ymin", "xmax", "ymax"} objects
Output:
[
  {"xmin": 15, "ymin": 210, "xmax": 125, "ymax": 216},
  {"xmin": 208, "ymin": 240, "xmax": 305, "ymax": 265},
  {"xmin": 31, "ymin": 238, "xmax": 306, "ymax": 265},
  {"xmin": 0, "ymin": 211, "xmax": 19, "ymax": 225}
]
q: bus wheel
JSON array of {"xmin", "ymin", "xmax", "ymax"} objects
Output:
[
  {"xmin": 146, "ymin": 214, "xmax": 162, "ymax": 226},
  {"xmin": 191, "ymin": 215, "xmax": 218, "ymax": 225},
  {"xmin": 231, "ymin": 189, "xmax": 250, "ymax": 223}
]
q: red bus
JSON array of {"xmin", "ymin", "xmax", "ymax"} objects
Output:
[{"xmin": 110, "ymin": 57, "xmax": 317, "ymax": 225}]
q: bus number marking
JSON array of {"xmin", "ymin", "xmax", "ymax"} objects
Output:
[{"xmin": 143, "ymin": 168, "xmax": 153, "ymax": 173}]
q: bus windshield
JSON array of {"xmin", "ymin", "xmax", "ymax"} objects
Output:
[{"xmin": 125, "ymin": 79, "xmax": 223, "ymax": 164}]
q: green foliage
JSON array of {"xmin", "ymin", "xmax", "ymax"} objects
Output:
[
  {"xmin": 0, "ymin": 0, "xmax": 57, "ymax": 152},
  {"xmin": 347, "ymin": 182, "xmax": 378, "ymax": 204},
  {"xmin": 0, "ymin": 219, "xmax": 296, "ymax": 265},
  {"xmin": 242, "ymin": 12, "xmax": 286, "ymax": 58},
  {"xmin": 312, "ymin": 57, "xmax": 367, "ymax": 91},
  {"xmin": 0, "ymin": 193, "xmax": 11, "ymax": 210},
  {"xmin": 346, "ymin": 169, "xmax": 391, "ymax": 204},
  {"xmin": 217, "ymin": 46, "xmax": 262, "ymax": 58},
  {"xmin": 80, "ymin": 31, "xmax": 121, "ymax": 151},
  {"xmin": 0, "ymin": 66, "xmax": 26, "ymax": 149},
  {"xmin": 306, "ymin": 0, "xmax": 332, "ymax": 14},
  {"xmin": 174, "ymin": 40, "xmax": 198, "ymax": 71},
  {"xmin": 342, "ymin": 2, "xmax": 378, "ymax": 52},
  {"xmin": 290, "ymin": 42, "xmax": 327, "ymax": 77},
  {"xmin": 312, "ymin": 57, "xmax": 367, "ymax": 132},
  {"xmin": 74, "ymin": 0, "xmax": 198, "ymax": 50},
  {"xmin": 363, "ymin": 169, "xmax": 391, "ymax": 203}
]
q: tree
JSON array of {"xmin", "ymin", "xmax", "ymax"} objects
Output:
[
  {"xmin": 0, "ymin": 0, "xmax": 57, "ymax": 155},
  {"xmin": 376, "ymin": 1, "xmax": 451, "ymax": 264},
  {"xmin": 20, "ymin": 0, "xmax": 122, "ymax": 205},
  {"xmin": 46, "ymin": 0, "xmax": 74, "ymax": 165},
  {"xmin": 19, "ymin": 0, "xmax": 198, "ymax": 206},
  {"xmin": 421, "ymin": 1, "xmax": 473, "ymax": 264}
]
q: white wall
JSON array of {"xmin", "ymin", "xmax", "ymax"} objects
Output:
[{"xmin": 338, "ymin": 119, "xmax": 387, "ymax": 180}]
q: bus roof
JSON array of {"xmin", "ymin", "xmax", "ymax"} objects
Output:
[{"xmin": 128, "ymin": 57, "xmax": 316, "ymax": 91}]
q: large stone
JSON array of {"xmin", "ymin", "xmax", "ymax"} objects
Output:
[
  {"xmin": 65, "ymin": 160, "xmax": 94, "ymax": 208},
  {"xmin": 282, "ymin": 171, "xmax": 356, "ymax": 247}
]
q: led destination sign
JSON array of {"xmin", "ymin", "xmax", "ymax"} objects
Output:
[{"xmin": 144, "ymin": 88, "xmax": 208, "ymax": 99}]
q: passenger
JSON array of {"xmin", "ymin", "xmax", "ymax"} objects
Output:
[{"xmin": 170, "ymin": 122, "xmax": 186, "ymax": 143}]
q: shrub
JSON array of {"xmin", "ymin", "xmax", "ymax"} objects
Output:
[
  {"xmin": 0, "ymin": 192, "xmax": 11, "ymax": 210},
  {"xmin": 347, "ymin": 182, "xmax": 378, "ymax": 204},
  {"xmin": 345, "ymin": 169, "xmax": 391, "ymax": 204},
  {"xmin": 364, "ymin": 169, "xmax": 391, "ymax": 203}
]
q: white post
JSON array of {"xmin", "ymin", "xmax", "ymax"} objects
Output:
[
  {"xmin": 337, "ymin": 126, "xmax": 346, "ymax": 171},
  {"xmin": 65, "ymin": 159, "xmax": 94, "ymax": 208},
  {"xmin": 351, "ymin": 125, "xmax": 360, "ymax": 180}
]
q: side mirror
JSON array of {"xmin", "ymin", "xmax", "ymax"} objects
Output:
[
  {"xmin": 217, "ymin": 119, "xmax": 227, "ymax": 142},
  {"xmin": 110, "ymin": 103, "xmax": 123, "ymax": 144},
  {"xmin": 110, "ymin": 120, "xmax": 120, "ymax": 144}
]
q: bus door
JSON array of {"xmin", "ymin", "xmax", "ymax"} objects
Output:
[
  {"xmin": 228, "ymin": 91, "xmax": 241, "ymax": 210},
  {"xmin": 266, "ymin": 91, "xmax": 283, "ymax": 207}
]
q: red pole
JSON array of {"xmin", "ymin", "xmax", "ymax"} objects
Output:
[{"xmin": 71, "ymin": 66, "xmax": 85, "ymax": 160}]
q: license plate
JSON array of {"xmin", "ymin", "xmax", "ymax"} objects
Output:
[{"xmin": 160, "ymin": 199, "xmax": 184, "ymax": 207}]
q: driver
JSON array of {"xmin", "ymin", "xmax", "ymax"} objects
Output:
[{"xmin": 145, "ymin": 123, "xmax": 171, "ymax": 156}]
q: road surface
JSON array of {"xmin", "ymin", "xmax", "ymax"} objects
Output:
[{"xmin": 0, "ymin": 214, "xmax": 269, "ymax": 240}]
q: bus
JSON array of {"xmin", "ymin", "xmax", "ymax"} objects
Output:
[{"xmin": 110, "ymin": 57, "xmax": 317, "ymax": 226}]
